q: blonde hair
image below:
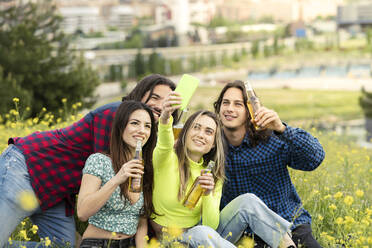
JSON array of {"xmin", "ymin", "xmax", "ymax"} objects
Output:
[{"xmin": 174, "ymin": 110, "xmax": 225, "ymax": 200}]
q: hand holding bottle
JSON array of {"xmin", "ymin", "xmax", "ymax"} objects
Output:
[
  {"xmin": 113, "ymin": 159, "xmax": 144, "ymax": 186},
  {"xmin": 160, "ymin": 91, "xmax": 182, "ymax": 125},
  {"xmin": 198, "ymin": 171, "xmax": 215, "ymax": 196},
  {"xmin": 254, "ymin": 106, "xmax": 286, "ymax": 133}
]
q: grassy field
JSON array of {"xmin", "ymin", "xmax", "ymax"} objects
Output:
[
  {"xmin": 97, "ymin": 86, "xmax": 363, "ymax": 125},
  {"xmin": 1, "ymin": 88, "xmax": 371, "ymax": 247}
]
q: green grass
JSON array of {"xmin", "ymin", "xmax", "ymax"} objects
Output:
[{"xmin": 96, "ymin": 87, "xmax": 363, "ymax": 125}]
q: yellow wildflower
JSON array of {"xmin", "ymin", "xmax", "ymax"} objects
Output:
[
  {"xmin": 111, "ymin": 232, "xmax": 116, "ymax": 237},
  {"xmin": 17, "ymin": 190, "xmax": 38, "ymax": 211},
  {"xmin": 317, "ymin": 215, "xmax": 324, "ymax": 221},
  {"xmin": 45, "ymin": 237, "xmax": 51, "ymax": 246},
  {"xmin": 61, "ymin": 98, "xmax": 67, "ymax": 103},
  {"xmin": 324, "ymin": 194, "xmax": 332, "ymax": 200},
  {"xmin": 31, "ymin": 224, "xmax": 38, "ymax": 234},
  {"xmin": 167, "ymin": 226, "xmax": 183, "ymax": 238},
  {"xmin": 329, "ymin": 204, "xmax": 337, "ymax": 210},
  {"xmin": 8, "ymin": 237, "xmax": 13, "ymax": 245},
  {"xmin": 344, "ymin": 216, "xmax": 355, "ymax": 225},
  {"xmin": 13, "ymin": 98, "xmax": 19, "ymax": 103},
  {"xmin": 343, "ymin": 196, "xmax": 354, "ymax": 206},
  {"xmin": 335, "ymin": 217, "xmax": 343, "ymax": 225},
  {"xmin": 355, "ymin": 189, "xmax": 364, "ymax": 197},
  {"xmin": 334, "ymin": 192, "xmax": 343, "ymax": 199},
  {"xmin": 42, "ymin": 107, "xmax": 47, "ymax": 112},
  {"xmin": 368, "ymin": 237, "xmax": 372, "ymax": 244},
  {"xmin": 20, "ymin": 230, "xmax": 27, "ymax": 240}
]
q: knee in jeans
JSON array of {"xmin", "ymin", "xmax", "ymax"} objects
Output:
[{"xmin": 238, "ymin": 193, "xmax": 262, "ymax": 214}]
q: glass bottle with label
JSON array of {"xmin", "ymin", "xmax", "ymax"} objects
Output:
[
  {"xmin": 129, "ymin": 140, "xmax": 143, "ymax": 192},
  {"xmin": 244, "ymin": 81, "xmax": 262, "ymax": 130},
  {"xmin": 182, "ymin": 161, "xmax": 215, "ymax": 209}
]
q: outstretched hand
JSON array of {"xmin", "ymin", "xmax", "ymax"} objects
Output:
[{"xmin": 160, "ymin": 91, "xmax": 182, "ymax": 125}]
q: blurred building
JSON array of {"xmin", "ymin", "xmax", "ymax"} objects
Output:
[
  {"xmin": 216, "ymin": 0, "xmax": 344, "ymax": 23},
  {"xmin": 337, "ymin": 2, "xmax": 372, "ymax": 31}
]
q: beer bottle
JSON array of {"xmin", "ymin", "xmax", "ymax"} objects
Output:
[
  {"xmin": 244, "ymin": 81, "xmax": 262, "ymax": 130},
  {"xmin": 183, "ymin": 161, "xmax": 215, "ymax": 209},
  {"xmin": 173, "ymin": 108, "xmax": 188, "ymax": 141},
  {"xmin": 129, "ymin": 140, "xmax": 143, "ymax": 192}
]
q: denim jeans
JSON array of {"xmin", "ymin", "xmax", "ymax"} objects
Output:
[
  {"xmin": 180, "ymin": 193, "xmax": 292, "ymax": 248},
  {"xmin": 217, "ymin": 193, "xmax": 292, "ymax": 248},
  {"xmin": 0, "ymin": 145, "xmax": 75, "ymax": 248}
]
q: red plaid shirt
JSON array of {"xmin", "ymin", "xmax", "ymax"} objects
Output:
[{"xmin": 9, "ymin": 102, "xmax": 121, "ymax": 216}]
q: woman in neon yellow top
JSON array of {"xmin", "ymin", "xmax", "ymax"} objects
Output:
[
  {"xmin": 150, "ymin": 91, "xmax": 229, "ymax": 245},
  {"xmin": 151, "ymin": 92, "xmax": 296, "ymax": 248}
]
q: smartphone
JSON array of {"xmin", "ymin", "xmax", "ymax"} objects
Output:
[{"xmin": 174, "ymin": 74, "xmax": 200, "ymax": 110}]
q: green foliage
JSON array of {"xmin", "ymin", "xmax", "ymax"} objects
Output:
[
  {"xmin": 0, "ymin": 66, "xmax": 32, "ymax": 115},
  {"xmin": 134, "ymin": 50, "xmax": 146, "ymax": 78},
  {"xmin": 209, "ymin": 52, "xmax": 217, "ymax": 67},
  {"xmin": 169, "ymin": 59, "xmax": 183, "ymax": 75},
  {"xmin": 359, "ymin": 86, "xmax": 372, "ymax": 118},
  {"xmin": 295, "ymin": 38, "xmax": 314, "ymax": 52},
  {"xmin": 263, "ymin": 45, "xmax": 271, "ymax": 57},
  {"xmin": 273, "ymin": 35, "xmax": 279, "ymax": 55},
  {"xmin": 221, "ymin": 51, "xmax": 231, "ymax": 66},
  {"xmin": 232, "ymin": 50, "xmax": 241, "ymax": 62},
  {"xmin": 251, "ymin": 40, "xmax": 260, "ymax": 58},
  {"xmin": 148, "ymin": 50, "xmax": 165, "ymax": 74},
  {"xmin": 208, "ymin": 15, "xmax": 233, "ymax": 28},
  {"xmin": 106, "ymin": 64, "xmax": 123, "ymax": 82},
  {"xmin": 0, "ymin": 1, "xmax": 100, "ymax": 117}
]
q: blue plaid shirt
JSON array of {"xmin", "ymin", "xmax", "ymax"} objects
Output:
[{"xmin": 220, "ymin": 125, "xmax": 325, "ymax": 229}]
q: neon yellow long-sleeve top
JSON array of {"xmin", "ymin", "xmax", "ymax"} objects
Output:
[{"xmin": 151, "ymin": 117, "xmax": 222, "ymax": 230}]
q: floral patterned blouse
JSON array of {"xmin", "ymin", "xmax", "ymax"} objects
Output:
[{"xmin": 82, "ymin": 153, "xmax": 144, "ymax": 234}]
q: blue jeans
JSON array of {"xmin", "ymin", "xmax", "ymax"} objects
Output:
[
  {"xmin": 182, "ymin": 193, "xmax": 292, "ymax": 248},
  {"xmin": 0, "ymin": 145, "xmax": 75, "ymax": 248}
]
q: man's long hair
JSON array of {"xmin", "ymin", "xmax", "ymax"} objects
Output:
[
  {"xmin": 213, "ymin": 80, "xmax": 272, "ymax": 147},
  {"xmin": 122, "ymin": 74, "xmax": 178, "ymax": 120}
]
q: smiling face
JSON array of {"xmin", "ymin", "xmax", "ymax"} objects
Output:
[
  {"xmin": 122, "ymin": 109, "xmax": 152, "ymax": 150},
  {"xmin": 141, "ymin": 84, "xmax": 173, "ymax": 122},
  {"xmin": 185, "ymin": 114, "xmax": 217, "ymax": 161},
  {"xmin": 219, "ymin": 87, "xmax": 248, "ymax": 132}
]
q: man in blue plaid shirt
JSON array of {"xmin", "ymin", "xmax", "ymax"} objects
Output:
[{"xmin": 214, "ymin": 81, "xmax": 325, "ymax": 248}]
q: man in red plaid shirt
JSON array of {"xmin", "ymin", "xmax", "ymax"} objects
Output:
[{"xmin": 0, "ymin": 74, "xmax": 176, "ymax": 247}]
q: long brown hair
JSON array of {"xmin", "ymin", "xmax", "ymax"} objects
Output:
[
  {"xmin": 174, "ymin": 110, "xmax": 225, "ymax": 200},
  {"xmin": 109, "ymin": 101, "xmax": 157, "ymax": 217},
  {"xmin": 213, "ymin": 80, "xmax": 272, "ymax": 147},
  {"xmin": 122, "ymin": 74, "xmax": 178, "ymax": 120}
]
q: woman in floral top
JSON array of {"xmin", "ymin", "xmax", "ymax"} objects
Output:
[{"xmin": 77, "ymin": 101, "xmax": 157, "ymax": 248}]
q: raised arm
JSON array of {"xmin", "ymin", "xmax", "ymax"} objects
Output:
[
  {"xmin": 255, "ymin": 106, "xmax": 325, "ymax": 171},
  {"xmin": 153, "ymin": 92, "xmax": 182, "ymax": 167}
]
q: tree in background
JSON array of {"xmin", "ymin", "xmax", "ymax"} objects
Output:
[
  {"xmin": 0, "ymin": 1, "xmax": 100, "ymax": 117},
  {"xmin": 134, "ymin": 49, "xmax": 146, "ymax": 78},
  {"xmin": 251, "ymin": 40, "xmax": 260, "ymax": 58}
]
